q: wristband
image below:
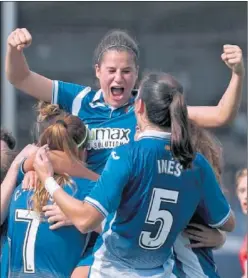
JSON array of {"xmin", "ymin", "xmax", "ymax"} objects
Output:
[{"xmin": 44, "ymin": 177, "xmax": 60, "ymax": 197}]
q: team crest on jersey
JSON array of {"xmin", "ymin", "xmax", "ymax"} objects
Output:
[
  {"xmin": 14, "ymin": 189, "xmax": 22, "ymax": 201},
  {"xmin": 111, "ymin": 151, "xmax": 120, "ymax": 160},
  {"xmin": 87, "ymin": 127, "xmax": 131, "ymax": 150}
]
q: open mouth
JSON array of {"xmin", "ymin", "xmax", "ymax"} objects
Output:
[{"xmin": 111, "ymin": 87, "xmax": 124, "ymax": 97}]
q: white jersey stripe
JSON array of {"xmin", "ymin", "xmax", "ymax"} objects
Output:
[
  {"xmin": 84, "ymin": 197, "xmax": 109, "ymax": 217},
  {"xmin": 72, "ymin": 86, "xmax": 92, "ymax": 116},
  {"xmin": 209, "ymin": 207, "xmax": 231, "ymax": 228},
  {"xmin": 52, "ymin": 80, "xmax": 59, "ymax": 104}
]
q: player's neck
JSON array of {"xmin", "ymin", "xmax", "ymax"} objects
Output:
[{"xmin": 141, "ymin": 124, "xmax": 171, "ymax": 134}]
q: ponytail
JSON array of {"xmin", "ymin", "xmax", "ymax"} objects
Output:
[
  {"xmin": 169, "ymin": 92, "xmax": 195, "ymax": 169},
  {"xmin": 32, "ymin": 119, "xmax": 78, "ymax": 215}
]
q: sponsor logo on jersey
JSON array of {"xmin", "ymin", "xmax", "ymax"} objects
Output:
[{"xmin": 87, "ymin": 128, "xmax": 131, "ymax": 150}]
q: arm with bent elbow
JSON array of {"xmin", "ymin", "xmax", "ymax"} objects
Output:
[
  {"xmin": 188, "ymin": 44, "xmax": 245, "ymax": 128},
  {"xmin": 50, "ymin": 188, "xmax": 103, "ymax": 233},
  {"xmin": 5, "ymin": 28, "xmax": 52, "ymax": 102},
  {"xmin": 32, "ymin": 147, "xmax": 103, "ymax": 233},
  {"xmin": 23, "ymin": 150, "xmax": 99, "ymax": 181},
  {"xmin": 1, "ymin": 164, "xmax": 20, "ymax": 225},
  {"xmin": 1, "ymin": 145, "xmax": 38, "ymax": 224}
]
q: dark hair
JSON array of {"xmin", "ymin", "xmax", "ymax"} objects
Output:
[
  {"xmin": 138, "ymin": 72, "xmax": 195, "ymax": 169},
  {"xmin": 1, "ymin": 128, "xmax": 16, "ymax": 150},
  {"xmin": 94, "ymin": 29, "xmax": 139, "ymax": 67},
  {"xmin": 1, "ymin": 150, "xmax": 17, "ymax": 183},
  {"xmin": 190, "ymin": 121, "xmax": 223, "ymax": 184}
]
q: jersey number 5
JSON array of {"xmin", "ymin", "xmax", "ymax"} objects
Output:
[
  {"xmin": 15, "ymin": 209, "xmax": 40, "ymax": 273},
  {"xmin": 139, "ymin": 188, "xmax": 179, "ymax": 250}
]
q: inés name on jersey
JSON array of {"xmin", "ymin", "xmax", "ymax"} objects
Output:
[
  {"xmin": 157, "ymin": 159, "xmax": 183, "ymax": 177},
  {"xmin": 87, "ymin": 127, "xmax": 131, "ymax": 150}
]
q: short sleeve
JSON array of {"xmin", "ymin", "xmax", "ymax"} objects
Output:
[
  {"xmin": 198, "ymin": 155, "xmax": 231, "ymax": 228},
  {"xmin": 84, "ymin": 146, "xmax": 132, "ymax": 217},
  {"xmin": 16, "ymin": 158, "xmax": 26, "ymax": 185},
  {"xmin": 52, "ymin": 80, "xmax": 91, "ymax": 115}
]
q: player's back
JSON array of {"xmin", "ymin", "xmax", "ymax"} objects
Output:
[
  {"xmin": 4, "ymin": 177, "xmax": 92, "ymax": 278},
  {"xmin": 94, "ymin": 132, "xmax": 204, "ymax": 270}
]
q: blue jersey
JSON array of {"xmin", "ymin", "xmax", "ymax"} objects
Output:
[
  {"xmin": 2, "ymin": 177, "xmax": 94, "ymax": 278},
  {"xmin": 84, "ymin": 130, "xmax": 230, "ymax": 275},
  {"xmin": 173, "ymin": 212, "xmax": 221, "ymax": 278},
  {"xmin": 52, "ymin": 81, "xmax": 137, "ymax": 174},
  {"xmin": 1, "ymin": 159, "xmax": 27, "ymax": 275}
]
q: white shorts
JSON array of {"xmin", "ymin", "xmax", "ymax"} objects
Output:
[{"xmin": 89, "ymin": 250, "xmax": 175, "ymax": 278}]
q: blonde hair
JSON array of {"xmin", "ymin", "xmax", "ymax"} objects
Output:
[
  {"xmin": 30, "ymin": 101, "xmax": 88, "ymax": 215},
  {"xmin": 235, "ymin": 168, "xmax": 247, "ymax": 187}
]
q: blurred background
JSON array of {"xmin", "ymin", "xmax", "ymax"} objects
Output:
[{"xmin": 1, "ymin": 2, "xmax": 247, "ymax": 277}]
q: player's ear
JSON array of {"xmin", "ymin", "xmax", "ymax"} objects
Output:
[
  {"xmin": 140, "ymin": 99, "xmax": 146, "ymax": 114},
  {"xmin": 135, "ymin": 98, "xmax": 144, "ymax": 114},
  {"xmin": 95, "ymin": 64, "xmax": 100, "ymax": 79}
]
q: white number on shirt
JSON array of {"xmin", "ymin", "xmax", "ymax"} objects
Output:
[
  {"xmin": 139, "ymin": 188, "xmax": 179, "ymax": 250},
  {"xmin": 15, "ymin": 209, "xmax": 40, "ymax": 273}
]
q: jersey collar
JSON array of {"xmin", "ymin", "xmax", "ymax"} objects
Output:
[
  {"xmin": 92, "ymin": 89, "xmax": 136, "ymax": 107},
  {"xmin": 137, "ymin": 130, "xmax": 171, "ymax": 140},
  {"xmin": 92, "ymin": 89, "xmax": 104, "ymax": 103}
]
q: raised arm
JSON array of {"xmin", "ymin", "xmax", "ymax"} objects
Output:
[
  {"xmin": 5, "ymin": 28, "xmax": 53, "ymax": 102},
  {"xmin": 188, "ymin": 44, "xmax": 245, "ymax": 128}
]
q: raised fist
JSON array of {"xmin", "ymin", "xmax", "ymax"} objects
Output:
[
  {"xmin": 7, "ymin": 28, "xmax": 32, "ymax": 51},
  {"xmin": 221, "ymin": 45, "xmax": 245, "ymax": 76}
]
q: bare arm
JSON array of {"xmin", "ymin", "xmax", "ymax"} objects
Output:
[
  {"xmin": 33, "ymin": 147, "xmax": 104, "ymax": 233},
  {"xmin": 1, "ymin": 145, "xmax": 38, "ymax": 224},
  {"xmin": 188, "ymin": 44, "xmax": 245, "ymax": 128},
  {"xmin": 5, "ymin": 28, "xmax": 53, "ymax": 102},
  {"xmin": 1, "ymin": 163, "xmax": 20, "ymax": 225},
  {"xmin": 50, "ymin": 188, "xmax": 103, "ymax": 234},
  {"xmin": 23, "ymin": 150, "xmax": 99, "ymax": 181}
]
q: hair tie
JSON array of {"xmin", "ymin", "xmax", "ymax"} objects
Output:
[
  {"xmin": 77, "ymin": 128, "xmax": 89, "ymax": 148},
  {"xmin": 56, "ymin": 120, "xmax": 67, "ymax": 128}
]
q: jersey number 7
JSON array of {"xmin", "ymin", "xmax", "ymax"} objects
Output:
[
  {"xmin": 15, "ymin": 209, "xmax": 40, "ymax": 273},
  {"xmin": 139, "ymin": 188, "xmax": 179, "ymax": 250}
]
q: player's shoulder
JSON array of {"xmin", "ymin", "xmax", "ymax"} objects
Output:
[
  {"xmin": 192, "ymin": 152, "xmax": 213, "ymax": 178},
  {"xmin": 55, "ymin": 80, "xmax": 98, "ymax": 100},
  {"xmin": 112, "ymin": 140, "xmax": 137, "ymax": 155},
  {"xmin": 110, "ymin": 140, "xmax": 146, "ymax": 164},
  {"xmin": 69, "ymin": 177, "xmax": 96, "ymax": 199},
  {"xmin": 193, "ymin": 152, "xmax": 211, "ymax": 168},
  {"xmin": 9, "ymin": 183, "xmax": 30, "ymax": 207}
]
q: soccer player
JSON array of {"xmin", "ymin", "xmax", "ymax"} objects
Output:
[
  {"xmin": 34, "ymin": 72, "xmax": 235, "ymax": 278},
  {"xmin": 1, "ymin": 144, "xmax": 38, "ymax": 278},
  {"xmin": 235, "ymin": 168, "xmax": 247, "ymax": 278},
  {"xmin": 172, "ymin": 122, "xmax": 226, "ymax": 277},
  {"xmin": 1, "ymin": 128, "xmax": 17, "ymax": 266},
  {"xmin": 1, "ymin": 108, "xmax": 96, "ymax": 277},
  {"xmin": 7, "ymin": 28, "xmax": 244, "ymax": 277},
  {"xmin": 5, "ymin": 28, "xmax": 245, "ymax": 175}
]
